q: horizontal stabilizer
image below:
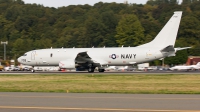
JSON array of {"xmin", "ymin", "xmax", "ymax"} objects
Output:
[
  {"xmin": 162, "ymin": 46, "xmax": 191, "ymax": 57},
  {"xmin": 175, "ymin": 47, "xmax": 191, "ymax": 51}
]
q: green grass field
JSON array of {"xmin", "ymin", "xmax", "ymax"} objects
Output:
[{"xmin": 0, "ymin": 74, "xmax": 200, "ymax": 94}]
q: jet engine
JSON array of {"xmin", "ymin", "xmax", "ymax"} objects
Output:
[{"xmin": 59, "ymin": 60, "xmax": 75, "ymax": 69}]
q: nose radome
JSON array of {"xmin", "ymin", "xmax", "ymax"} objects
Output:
[{"xmin": 17, "ymin": 57, "xmax": 21, "ymax": 63}]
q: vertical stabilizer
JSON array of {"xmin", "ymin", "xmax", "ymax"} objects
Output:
[
  {"xmin": 138, "ymin": 11, "xmax": 182, "ymax": 48},
  {"xmin": 196, "ymin": 62, "xmax": 200, "ymax": 66}
]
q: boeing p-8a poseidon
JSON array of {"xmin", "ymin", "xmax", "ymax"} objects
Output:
[{"xmin": 18, "ymin": 11, "xmax": 190, "ymax": 73}]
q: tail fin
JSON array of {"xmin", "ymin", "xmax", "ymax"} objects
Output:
[
  {"xmin": 196, "ymin": 62, "xmax": 200, "ymax": 66},
  {"xmin": 138, "ymin": 11, "xmax": 182, "ymax": 48}
]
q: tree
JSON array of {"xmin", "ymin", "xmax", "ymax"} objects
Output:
[
  {"xmin": 12, "ymin": 38, "xmax": 33, "ymax": 56},
  {"xmin": 99, "ymin": 11, "xmax": 118, "ymax": 47},
  {"xmin": 170, "ymin": 0, "xmax": 178, "ymax": 4},
  {"xmin": 179, "ymin": 16, "xmax": 200, "ymax": 41},
  {"xmin": 0, "ymin": 15, "xmax": 15, "ymax": 41},
  {"xmin": 34, "ymin": 38, "xmax": 52, "ymax": 49},
  {"xmin": 84, "ymin": 17, "xmax": 106, "ymax": 47},
  {"xmin": 15, "ymin": 0, "xmax": 24, "ymax": 4},
  {"xmin": 182, "ymin": 0, "xmax": 192, "ymax": 4},
  {"xmin": 84, "ymin": 9, "xmax": 106, "ymax": 47},
  {"xmin": 147, "ymin": 0, "xmax": 179, "ymax": 5},
  {"xmin": 0, "ymin": 1, "xmax": 199, "ymax": 64},
  {"xmin": 115, "ymin": 14, "xmax": 144, "ymax": 47}
]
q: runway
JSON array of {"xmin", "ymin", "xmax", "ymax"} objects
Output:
[
  {"xmin": 0, "ymin": 71, "xmax": 200, "ymax": 112},
  {"xmin": 1, "ymin": 70, "xmax": 200, "ymax": 75},
  {"xmin": 0, "ymin": 92, "xmax": 200, "ymax": 112}
]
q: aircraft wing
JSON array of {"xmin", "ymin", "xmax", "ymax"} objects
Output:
[
  {"xmin": 75, "ymin": 52, "xmax": 91, "ymax": 63},
  {"xmin": 75, "ymin": 52, "xmax": 107, "ymax": 65}
]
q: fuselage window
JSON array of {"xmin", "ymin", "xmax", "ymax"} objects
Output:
[
  {"xmin": 50, "ymin": 53, "xmax": 53, "ymax": 57},
  {"xmin": 23, "ymin": 54, "xmax": 27, "ymax": 56}
]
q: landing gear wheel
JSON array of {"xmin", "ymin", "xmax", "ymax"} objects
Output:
[
  {"xmin": 31, "ymin": 69, "xmax": 35, "ymax": 73},
  {"xmin": 98, "ymin": 69, "xmax": 105, "ymax": 72},
  {"xmin": 88, "ymin": 64, "xmax": 95, "ymax": 73},
  {"xmin": 88, "ymin": 67, "xmax": 95, "ymax": 73}
]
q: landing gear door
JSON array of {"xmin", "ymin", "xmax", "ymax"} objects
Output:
[{"xmin": 31, "ymin": 51, "xmax": 36, "ymax": 60}]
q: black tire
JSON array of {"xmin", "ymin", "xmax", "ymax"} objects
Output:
[
  {"xmin": 88, "ymin": 67, "xmax": 95, "ymax": 73},
  {"xmin": 98, "ymin": 69, "xmax": 105, "ymax": 72},
  {"xmin": 31, "ymin": 69, "xmax": 35, "ymax": 73}
]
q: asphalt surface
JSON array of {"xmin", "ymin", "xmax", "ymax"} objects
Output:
[
  {"xmin": 1, "ymin": 71, "xmax": 200, "ymax": 112},
  {"xmin": 1, "ymin": 70, "xmax": 200, "ymax": 74},
  {"xmin": 0, "ymin": 92, "xmax": 200, "ymax": 112}
]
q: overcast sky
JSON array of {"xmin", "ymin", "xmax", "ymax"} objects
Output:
[{"xmin": 23, "ymin": 0, "xmax": 149, "ymax": 7}]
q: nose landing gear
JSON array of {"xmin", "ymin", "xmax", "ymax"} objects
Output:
[{"xmin": 31, "ymin": 66, "xmax": 35, "ymax": 73}]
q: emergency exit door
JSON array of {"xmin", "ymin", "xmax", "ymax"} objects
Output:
[{"xmin": 31, "ymin": 51, "xmax": 36, "ymax": 60}]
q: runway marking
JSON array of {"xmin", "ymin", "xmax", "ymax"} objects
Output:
[
  {"xmin": 1, "ymin": 94, "xmax": 200, "ymax": 100},
  {"xmin": 0, "ymin": 106, "xmax": 199, "ymax": 112}
]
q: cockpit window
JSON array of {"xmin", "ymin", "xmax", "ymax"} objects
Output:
[{"xmin": 23, "ymin": 54, "xmax": 27, "ymax": 56}]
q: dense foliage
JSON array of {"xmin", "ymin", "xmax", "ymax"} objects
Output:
[{"xmin": 0, "ymin": 0, "xmax": 200, "ymax": 65}]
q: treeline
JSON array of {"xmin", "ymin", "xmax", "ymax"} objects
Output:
[{"xmin": 0, "ymin": 0, "xmax": 200, "ymax": 65}]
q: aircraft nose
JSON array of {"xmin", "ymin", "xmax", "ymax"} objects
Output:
[{"xmin": 17, "ymin": 57, "xmax": 21, "ymax": 63}]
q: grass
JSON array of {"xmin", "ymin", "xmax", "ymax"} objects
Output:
[{"xmin": 0, "ymin": 74, "xmax": 200, "ymax": 94}]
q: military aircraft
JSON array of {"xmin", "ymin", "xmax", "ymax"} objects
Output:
[{"xmin": 18, "ymin": 11, "xmax": 190, "ymax": 73}]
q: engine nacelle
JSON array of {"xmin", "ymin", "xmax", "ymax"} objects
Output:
[{"xmin": 59, "ymin": 60, "xmax": 75, "ymax": 69}]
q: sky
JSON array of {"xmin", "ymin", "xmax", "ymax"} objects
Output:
[{"xmin": 23, "ymin": 0, "xmax": 149, "ymax": 8}]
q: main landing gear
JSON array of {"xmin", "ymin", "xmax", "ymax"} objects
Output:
[
  {"xmin": 87, "ymin": 63, "xmax": 96, "ymax": 73},
  {"xmin": 88, "ymin": 67, "xmax": 105, "ymax": 73},
  {"xmin": 87, "ymin": 64, "xmax": 105, "ymax": 73},
  {"xmin": 88, "ymin": 66, "xmax": 95, "ymax": 73},
  {"xmin": 98, "ymin": 69, "xmax": 105, "ymax": 72}
]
